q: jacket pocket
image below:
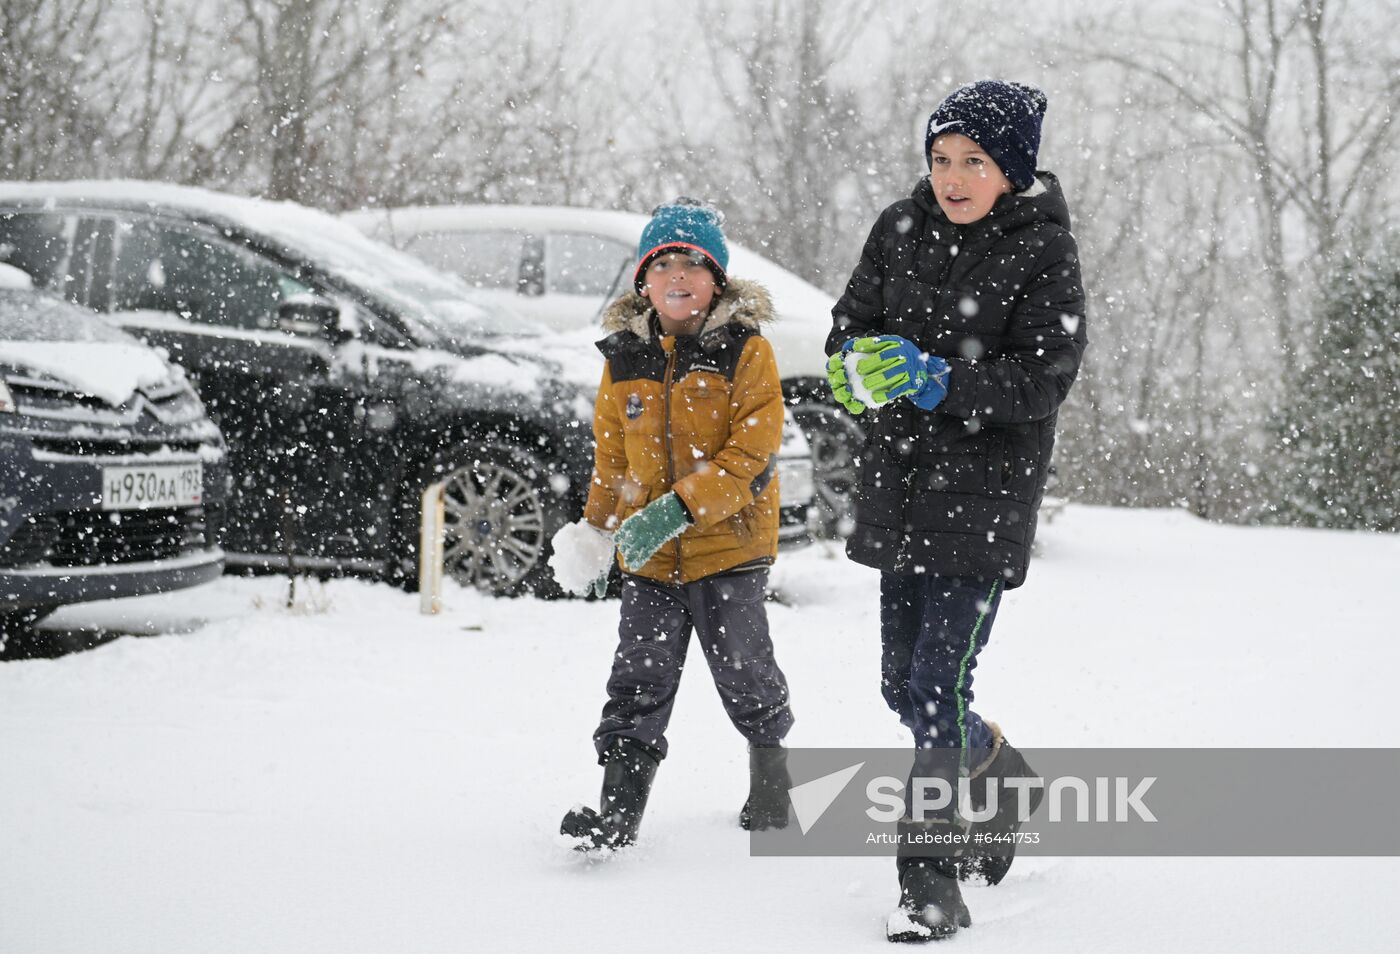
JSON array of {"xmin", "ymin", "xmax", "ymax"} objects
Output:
[
  {"xmin": 725, "ymin": 506, "xmax": 757, "ymax": 543},
  {"xmin": 675, "ymin": 378, "xmax": 729, "ymax": 456},
  {"xmin": 987, "ymin": 433, "xmax": 1012, "ymax": 494},
  {"xmin": 719, "ymin": 567, "xmax": 769, "ymax": 605},
  {"xmin": 986, "ymin": 431, "xmax": 1039, "ymax": 501}
]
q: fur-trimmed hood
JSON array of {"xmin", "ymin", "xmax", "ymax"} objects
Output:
[{"xmin": 600, "ymin": 277, "xmax": 775, "ymax": 341}]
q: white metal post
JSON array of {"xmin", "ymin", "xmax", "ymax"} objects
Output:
[{"xmin": 419, "ymin": 481, "xmax": 446, "ymax": 614}]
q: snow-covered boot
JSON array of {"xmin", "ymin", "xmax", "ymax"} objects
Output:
[
  {"xmin": 957, "ymin": 722, "xmax": 1044, "ymax": 886},
  {"xmin": 739, "ymin": 744, "xmax": 791, "ymax": 830},
  {"xmin": 886, "ymin": 851, "xmax": 970, "ymax": 943},
  {"xmin": 560, "ymin": 739, "xmax": 660, "ymax": 850}
]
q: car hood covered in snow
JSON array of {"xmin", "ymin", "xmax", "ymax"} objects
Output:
[{"xmin": 0, "ymin": 290, "xmax": 186, "ymax": 406}]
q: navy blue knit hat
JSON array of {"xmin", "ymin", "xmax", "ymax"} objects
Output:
[
  {"xmin": 924, "ymin": 80, "xmax": 1048, "ymax": 192},
  {"xmin": 634, "ymin": 197, "xmax": 729, "ymax": 293}
]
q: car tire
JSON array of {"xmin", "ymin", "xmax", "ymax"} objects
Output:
[
  {"xmin": 790, "ymin": 400, "xmax": 863, "ymax": 538},
  {"xmin": 413, "ymin": 442, "xmax": 572, "ymax": 598}
]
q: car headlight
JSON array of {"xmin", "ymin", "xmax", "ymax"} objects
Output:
[
  {"xmin": 778, "ymin": 456, "xmax": 815, "ymax": 505},
  {"xmin": 0, "ymin": 379, "xmax": 15, "ymax": 414}
]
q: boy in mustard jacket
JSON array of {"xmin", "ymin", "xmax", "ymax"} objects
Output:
[{"xmin": 554, "ymin": 198, "xmax": 795, "ymax": 850}]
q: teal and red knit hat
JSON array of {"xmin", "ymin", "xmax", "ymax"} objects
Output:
[{"xmin": 633, "ymin": 197, "xmax": 729, "ymax": 293}]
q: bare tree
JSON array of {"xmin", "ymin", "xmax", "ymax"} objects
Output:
[
  {"xmin": 1069, "ymin": 0, "xmax": 1400, "ymax": 364},
  {"xmin": 93, "ymin": 0, "xmax": 237, "ymax": 184},
  {"xmin": 1028, "ymin": 45, "xmax": 1277, "ymax": 518},
  {"xmin": 422, "ymin": 0, "xmax": 622, "ymax": 207},
  {"xmin": 0, "ymin": 0, "xmax": 119, "ymax": 179},
  {"xmin": 688, "ymin": 0, "xmax": 883, "ymax": 290},
  {"xmin": 214, "ymin": 0, "xmax": 464, "ymax": 203}
]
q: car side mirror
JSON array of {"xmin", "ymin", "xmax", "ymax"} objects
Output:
[{"xmin": 277, "ymin": 295, "xmax": 357, "ymax": 342}]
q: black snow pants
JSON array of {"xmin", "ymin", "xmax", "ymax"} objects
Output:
[
  {"xmin": 880, "ymin": 572, "xmax": 1003, "ymax": 755},
  {"xmin": 593, "ymin": 568, "xmax": 794, "ymax": 762}
]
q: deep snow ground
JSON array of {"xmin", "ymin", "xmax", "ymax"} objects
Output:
[{"xmin": 2, "ymin": 505, "xmax": 1398, "ymax": 953}]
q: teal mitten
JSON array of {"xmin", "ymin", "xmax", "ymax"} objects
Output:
[{"xmin": 614, "ymin": 493, "xmax": 691, "ymax": 570}]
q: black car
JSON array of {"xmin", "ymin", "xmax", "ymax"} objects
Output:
[
  {"xmin": 0, "ymin": 284, "xmax": 228, "ymax": 635},
  {"xmin": 0, "ymin": 182, "xmax": 612, "ymax": 596}
]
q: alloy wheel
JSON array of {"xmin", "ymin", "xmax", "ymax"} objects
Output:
[
  {"xmin": 791, "ymin": 403, "xmax": 863, "ymax": 538},
  {"xmin": 439, "ymin": 455, "xmax": 548, "ymax": 592}
]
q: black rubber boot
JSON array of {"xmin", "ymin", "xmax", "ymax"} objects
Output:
[
  {"xmin": 957, "ymin": 722, "xmax": 1045, "ymax": 886},
  {"xmin": 560, "ymin": 739, "xmax": 660, "ymax": 850},
  {"xmin": 887, "ymin": 854, "xmax": 970, "ymax": 943},
  {"xmin": 739, "ymin": 744, "xmax": 791, "ymax": 830}
]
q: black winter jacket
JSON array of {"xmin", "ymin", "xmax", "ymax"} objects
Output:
[{"xmin": 827, "ymin": 172, "xmax": 1087, "ymax": 588}]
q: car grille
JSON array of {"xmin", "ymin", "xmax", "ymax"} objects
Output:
[
  {"xmin": 29, "ymin": 436, "xmax": 209, "ymax": 458},
  {"xmin": 0, "ymin": 505, "xmax": 219, "ymax": 569},
  {"xmin": 3, "ymin": 373, "xmax": 205, "ymax": 426}
]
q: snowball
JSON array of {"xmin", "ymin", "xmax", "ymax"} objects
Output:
[
  {"xmin": 844, "ymin": 351, "xmax": 890, "ymax": 409},
  {"xmin": 548, "ymin": 520, "xmax": 615, "ymax": 595}
]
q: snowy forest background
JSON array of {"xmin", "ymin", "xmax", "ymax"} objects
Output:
[{"xmin": 2, "ymin": 0, "xmax": 1397, "ymax": 531}]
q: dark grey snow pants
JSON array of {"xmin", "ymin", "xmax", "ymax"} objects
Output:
[{"xmin": 593, "ymin": 568, "xmax": 794, "ymax": 762}]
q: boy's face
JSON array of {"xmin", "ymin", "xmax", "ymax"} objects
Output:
[
  {"xmin": 640, "ymin": 250, "xmax": 718, "ymax": 335},
  {"xmin": 928, "ymin": 132, "xmax": 1014, "ymax": 224}
]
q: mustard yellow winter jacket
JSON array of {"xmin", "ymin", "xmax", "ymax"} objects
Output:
[{"xmin": 583, "ymin": 278, "xmax": 784, "ymax": 583}]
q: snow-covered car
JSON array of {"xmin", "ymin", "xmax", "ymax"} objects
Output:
[
  {"xmin": 0, "ymin": 280, "xmax": 227, "ymax": 636},
  {"xmin": 0, "ymin": 183, "xmax": 812, "ymax": 599},
  {"xmin": 342, "ymin": 204, "xmax": 858, "ymax": 534}
]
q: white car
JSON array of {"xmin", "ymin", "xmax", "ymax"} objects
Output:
[{"xmin": 343, "ymin": 204, "xmax": 859, "ymax": 533}]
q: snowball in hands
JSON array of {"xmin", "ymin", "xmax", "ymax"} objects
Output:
[
  {"xmin": 548, "ymin": 521, "xmax": 615, "ymax": 595},
  {"xmin": 844, "ymin": 350, "xmax": 890, "ymax": 409}
]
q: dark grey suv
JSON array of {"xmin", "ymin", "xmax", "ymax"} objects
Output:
[
  {"xmin": 0, "ymin": 182, "xmax": 812, "ymax": 599},
  {"xmin": 0, "ymin": 182, "xmax": 604, "ymax": 597},
  {"xmin": 0, "ymin": 286, "xmax": 228, "ymax": 635}
]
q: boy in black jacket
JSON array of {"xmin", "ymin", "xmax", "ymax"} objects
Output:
[{"xmin": 825, "ymin": 80, "xmax": 1087, "ymax": 942}]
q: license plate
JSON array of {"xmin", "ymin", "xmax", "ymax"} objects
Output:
[{"xmin": 102, "ymin": 462, "xmax": 203, "ymax": 511}]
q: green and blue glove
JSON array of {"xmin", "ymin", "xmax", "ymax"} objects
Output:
[
  {"xmin": 614, "ymin": 492, "xmax": 692, "ymax": 571},
  {"xmin": 826, "ymin": 340, "xmax": 867, "ymax": 415},
  {"xmin": 840, "ymin": 335, "xmax": 951, "ymax": 411}
]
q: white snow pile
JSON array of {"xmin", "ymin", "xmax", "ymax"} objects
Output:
[
  {"xmin": 548, "ymin": 520, "xmax": 615, "ymax": 594},
  {"xmin": 3, "ymin": 505, "xmax": 1400, "ymax": 953},
  {"xmin": 0, "ymin": 341, "xmax": 172, "ymax": 406},
  {"xmin": 0, "ymin": 262, "xmax": 33, "ymax": 288}
]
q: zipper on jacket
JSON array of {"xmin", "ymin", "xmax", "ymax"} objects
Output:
[
  {"xmin": 661, "ymin": 341, "xmax": 681, "ymax": 582},
  {"xmin": 936, "ymin": 223, "xmax": 964, "ymax": 288},
  {"xmin": 896, "ymin": 220, "xmax": 962, "ymax": 569}
]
